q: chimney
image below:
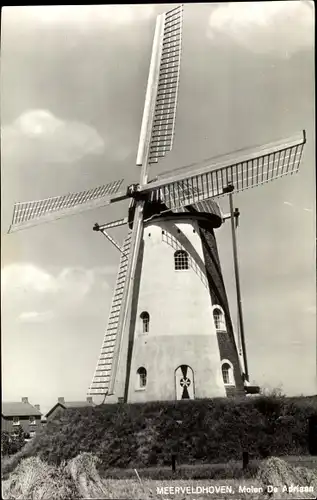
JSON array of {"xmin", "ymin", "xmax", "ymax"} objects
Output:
[
  {"xmin": 34, "ymin": 404, "xmax": 40, "ymax": 411},
  {"xmin": 86, "ymin": 397, "xmax": 93, "ymax": 404},
  {"xmin": 22, "ymin": 397, "xmax": 28, "ymax": 404},
  {"xmin": 58, "ymin": 397, "xmax": 65, "ymax": 404}
]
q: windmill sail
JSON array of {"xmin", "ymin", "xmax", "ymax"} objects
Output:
[
  {"xmin": 136, "ymin": 4, "xmax": 183, "ymax": 167},
  {"xmin": 88, "ymin": 234, "xmax": 132, "ymax": 395},
  {"xmin": 8, "ymin": 179, "xmax": 125, "ymax": 233},
  {"xmin": 148, "ymin": 5, "xmax": 183, "ymax": 164},
  {"xmin": 103, "ymin": 5, "xmax": 184, "ymax": 399},
  {"xmin": 141, "ymin": 131, "xmax": 306, "ymax": 210}
]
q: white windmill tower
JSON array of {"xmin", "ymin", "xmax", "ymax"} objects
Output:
[{"xmin": 8, "ymin": 5, "xmax": 306, "ymax": 404}]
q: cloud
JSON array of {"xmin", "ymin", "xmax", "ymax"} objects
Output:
[
  {"xmin": 1, "ymin": 263, "xmax": 57, "ymax": 294},
  {"xmin": 2, "ymin": 110, "xmax": 105, "ymax": 164},
  {"xmin": 18, "ymin": 310, "xmax": 54, "ymax": 323},
  {"xmin": 57, "ymin": 267, "xmax": 95, "ymax": 296},
  {"xmin": 2, "ymin": 263, "xmax": 116, "ymax": 321},
  {"xmin": 3, "ymin": 5, "xmax": 155, "ymax": 28},
  {"xmin": 283, "ymin": 202, "xmax": 314, "ymax": 214},
  {"xmin": 207, "ymin": 1, "xmax": 314, "ymax": 56},
  {"xmin": 1, "ymin": 263, "xmax": 112, "ymax": 299}
]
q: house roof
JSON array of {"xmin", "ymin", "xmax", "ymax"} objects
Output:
[
  {"xmin": 2, "ymin": 402, "xmax": 42, "ymax": 417},
  {"xmin": 45, "ymin": 401, "xmax": 95, "ymax": 418}
]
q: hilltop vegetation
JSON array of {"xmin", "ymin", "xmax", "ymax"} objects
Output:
[{"xmin": 5, "ymin": 394, "xmax": 315, "ymax": 474}]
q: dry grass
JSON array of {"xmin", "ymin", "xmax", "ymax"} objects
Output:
[
  {"xmin": 256, "ymin": 456, "xmax": 317, "ymax": 498},
  {"xmin": 2, "ymin": 453, "xmax": 107, "ymax": 499},
  {"xmin": 2, "ymin": 454, "xmax": 316, "ymax": 500},
  {"xmin": 2, "ymin": 457, "xmax": 76, "ymax": 499},
  {"xmin": 67, "ymin": 452, "xmax": 109, "ymax": 498}
]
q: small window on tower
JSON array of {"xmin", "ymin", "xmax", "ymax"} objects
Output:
[
  {"xmin": 213, "ymin": 307, "xmax": 226, "ymax": 331},
  {"xmin": 174, "ymin": 250, "xmax": 189, "ymax": 270},
  {"xmin": 137, "ymin": 367, "xmax": 147, "ymax": 389},
  {"xmin": 221, "ymin": 360, "xmax": 235, "ymax": 386},
  {"xmin": 222, "ymin": 363, "xmax": 230, "ymax": 384},
  {"xmin": 140, "ymin": 312, "xmax": 150, "ymax": 333}
]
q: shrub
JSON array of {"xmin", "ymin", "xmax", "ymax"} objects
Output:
[
  {"xmin": 1, "ymin": 426, "xmax": 26, "ymax": 457},
  {"xmin": 1, "ymin": 431, "xmax": 12, "ymax": 456},
  {"xmin": 15, "ymin": 395, "xmax": 317, "ymax": 470}
]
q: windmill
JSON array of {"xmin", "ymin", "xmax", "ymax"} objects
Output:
[{"xmin": 8, "ymin": 5, "xmax": 306, "ymax": 404}]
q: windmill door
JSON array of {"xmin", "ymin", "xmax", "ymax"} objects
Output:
[{"xmin": 175, "ymin": 365, "xmax": 195, "ymax": 400}]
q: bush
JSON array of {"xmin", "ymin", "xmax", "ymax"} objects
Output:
[
  {"xmin": 16, "ymin": 395, "xmax": 317, "ymax": 470},
  {"xmin": 1, "ymin": 426, "xmax": 26, "ymax": 457},
  {"xmin": 1, "ymin": 431, "xmax": 12, "ymax": 456}
]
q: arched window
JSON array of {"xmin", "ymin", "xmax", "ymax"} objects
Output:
[
  {"xmin": 137, "ymin": 367, "xmax": 147, "ymax": 389},
  {"xmin": 174, "ymin": 250, "xmax": 189, "ymax": 270},
  {"xmin": 221, "ymin": 360, "xmax": 235, "ymax": 386},
  {"xmin": 222, "ymin": 363, "xmax": 230, "ymax": 384},
  {"xmin": 213, "ymin": 307, "xmax": 226, "ymax": 331},
  {"xmin": 140, "ymin": 312, "xmax": 150, "ymax": 333}
]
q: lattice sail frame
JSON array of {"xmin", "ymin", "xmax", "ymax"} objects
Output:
[
  {"xmin": 141, "ymin": 131, "xmax": 306, "ymax": 210},
  {"xmin": 148, "ymin": 5, "xmax": 183, "ymax": 164},
  {"xmin": 9, "ymin": 179, "xmax": 124, "ymax": 233},
  {"xmin": 88, "ymin": 234, "xmax": 132, "ymax": 396},
  {"xmin": 136, "ymin": 5, "xmax": 183, "ymax": 167}
]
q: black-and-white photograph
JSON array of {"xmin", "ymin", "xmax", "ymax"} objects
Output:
[{"xmin": 1, "ymin": 2, "xmax": 316, "ymax": 499}]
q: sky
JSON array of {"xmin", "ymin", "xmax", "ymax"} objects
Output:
[{"xmin": 1, "ymin": 2, "xmax": 316, "ymax": 416}]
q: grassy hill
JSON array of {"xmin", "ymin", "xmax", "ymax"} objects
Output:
[{"xmin": 6, "ymin": 395, "xmax": 317, "ymax": 472}]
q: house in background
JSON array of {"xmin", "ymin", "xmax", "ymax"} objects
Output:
[
  {"xmin": 46, "ymin": 397, "xmax": 95, "ymax": 421},
  {"xmin": 2, "ymin": 397, "xmax": 42, "ymax": 437}
]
